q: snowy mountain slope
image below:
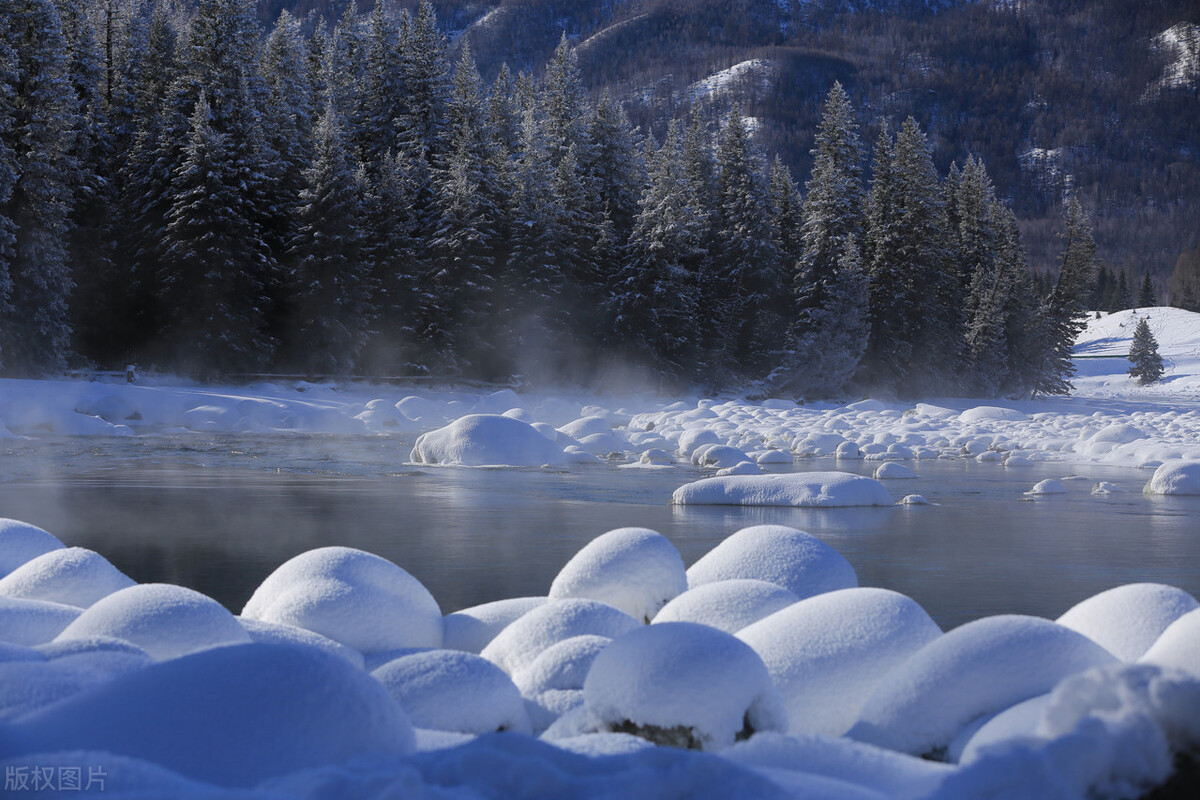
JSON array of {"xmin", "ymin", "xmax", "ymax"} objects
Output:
[{"xmin": 1073, "ymin": 307, "xmax": 1200, "ymax": 400}]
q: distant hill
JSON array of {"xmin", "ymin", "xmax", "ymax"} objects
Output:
[{"xmin": 271, "ymin": 0, "xmax": 1199, "ymax": 281}]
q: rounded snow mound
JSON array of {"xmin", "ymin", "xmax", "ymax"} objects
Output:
[
  {"xmin": 410, "ymin": 414, "xmax": 566, "ymax": 467},
  {"xmin": 0, "ymin": 547, "xmax": 135, "ymax": 608},
  {"xmin": 10, "ymin": 642, "xmax": 415, "ymax": 788},
  {"xmin": 514, "ymin": 634, "xmax": 612, "ymax": 733},
  {"xmin": 558, "ymin": 415, "xmax": 614, "ymax": 440},
  {"xmin": 653, "ymin": 579, "xmax": 799, "ymax": 634},
  {"xmin": 238, "ymin": 617, "xmax": 365, "ymax": 669},
  {"xmin": 1027, "ymin": 479, "xmax": 1068, "ymax": 495},
  {"xmin": 0, "ymin": 519, "xmax": 64, "ymax": 578},
  {"xmin": 480, "ymin": 598, "xmax": 638, "ymax": 675},
  {"xmin": 1140, "ymin": 608, "xmax": 1200, "ymax": 677},
  {"xmin": 549, "ymin": 528, "xmax": 687, "ymax": 623},
  {"xmin": 1144, "ymin": 460, "xmax": 1200, "ymax": 495},
  {"xmin": 847, "ymin": 614, "xmax": 1118, "ymax": 757},
  {"xmin": 372, "ymin": 649, "xmax": 531, "ymax": 735},
  {"xmin": 738, "ymin": 588, "xmax": 942, "ymax": 737},
  {"xmin": 676, "ymin": 428, "xmax": 722, "ymax": 458},
  {"xmin": 959, "ymin": 406, "xmax": 1029, "ymax": 423},
  {"xmin": 583, "ymin": 621, "xmax": 788, "ymax": 751},
  {"xmin": 671, "ymin": 471, "xmax": 892, "ymax": 507},
  {"xmin": 443, "ymin": 596, "xmax": 547, "ymax": 654},
  {"xmin": 241, "ymin": 546, "xmax": 442, "ymax": 655},
  {"xmin": 56, "ymin": 583, "xmax": 250, "ymax": 661},
  {"xmin": 0, "ymin": 638, "xmax": 152, "ymax": 720},
  {"xmin": 874, "ymin": 462, "xmax": 917, "ymax": 480},
  {"xmin": 0, "ymin": 596, "xmax": 81, "ymax": 646},
  {"xmin": 692, "ymin": 444, "xmax": 753, "ymax": 469},
  {"xmin": 686, "ymin": 524, "xmax": 858, "ymax": 600},
  {"xmin": 1056, "ymin": 583, "xmax": 1199, "ymax": 661}
]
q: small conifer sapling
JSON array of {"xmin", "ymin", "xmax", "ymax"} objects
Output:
[{"xmin": 1127, "ymin": 317, "xmax": 1165, "ymax": 385}]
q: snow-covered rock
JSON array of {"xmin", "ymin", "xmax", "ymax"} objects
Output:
[
  {"xmin": 548, "ymin": 528, "xmax": 687, "ymax": 623},
  {"xmin": 672, "ymin": 471, "xmax": 893, "ymax": 507},
  {"xmin": 442, "ymin": 596, "xmax": 547, "ymax": 654},
  {"xmin": 1140, "ymin": 607, "xmax": 1200, "ymax": 677},
  {"xmin": 372, "ymin": 649, "xmax": 531, "ymax": 735},
  {"xmin": 0, "ymin": 638, "xmax": 152, "ymax": 720},
  {"xmin": 959, "ymin": 406, "xmax": 1029, "ymax": 423},
  {"xmin": 1144, "ymin": 460, "xmax": 1200, "ymax": 495},
  {"xmin": 56, "ymin": 583, "xmax": 250, "ymax": 661},
  {"xmin": 241, "ymin": 547, "xmax": 442, "ymax": 655},
  {"xmin": 692, "ymin": 444, "xmax": 753, "ymax": 469},
  {"xmin": 0, "ymin": 547, "xmax": 135, "ymax": 608},
  {"xmin": 874, "ymin": 462, "xmax": 917, "ymax": 480},
  {"xmin": 238, "ymin": 617, "xmax": 365, "ymax": 668},
  {"xmin": 1056, "ymin": 583, "xmax": 1199, "ymax": 661},
  {"xmin": 738, "ymin": 588, "xmax": 942, "ymax": 737},
  {"xmin": 480, "ymin": 598, "xmax": 638, "ymax": 675},
  {"xmin": 583, "ymin": 622, "xmax": 788, "ymax": 751},
  {"xmin": 686, "ymin": 524, "xmax": 857, "ymax": 600},
  {"xmin": 0, "ymin": 519, "xmax": 64, "ymax": 578},
  {"xmin": 653, "ymin": 579, "xmax": 799, "ymax": 634},
  {"xmin": 1027, "ymin": 479, "xmax": 1067, "ymax": 495},
  {"xmin": 513, "ymin": 634, "xmax": 612, "ymax": 733},
  {"xmin": 7, "ymin": 642, "xmax": 415, "ymax": 787},
  {"xmin": 848, "ymin": 615, "xmax": 1119, "ymax": 757},
  {"xmin": 0, "ymin": 596, "xmax": 82, "ymax": 647},
  {"xmin": 410, "ymin": 414, "xmax": 567, "ymax": 466}
]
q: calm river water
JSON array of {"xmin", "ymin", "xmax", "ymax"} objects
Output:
[{"xmin": 2, "ymin": 434, "xmax": 1198, "ymax": 630}]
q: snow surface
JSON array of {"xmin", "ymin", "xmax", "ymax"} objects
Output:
[
  {"xmin": 1055, "ymin": 583, "xmax": 1199, "ymax": 661},
  {"xmin": 582, "ymin": 622, "xmax": 788, "ymax": 751},
  {"xmin": 1140, "ymin": 607, "xmax": 1200, "ymax": 677},
  {"xmin": 0, "ymin": 547, "xmax": 135, "ymax": 608},
  {"xmin": 411, "ymin": 413, "xmax": 569, "ymax": 466},
  {"xmin": 653, "ymin": 579, "xmax": 799, "ymax": 633},
  {"xmin": 672, "ymin": 471, "xmax": 893, "ymax": 507},
  {"xmin": 443, "ymin": 596, "xmax": 548, "ymax": 654},
  {"xmin": 0, "ymin": 518, "xmax": 64, "ymax": 578},
  {"xmin": 1144, "ymin": 459, "xmax": 1200, "ymax": 495},
  {"xmin": 686, "ymin": 524, "xmax": 858, "ymax": 600},
  {"xmin": 480, "ymin": 598, "xmax": 639, "ymax": 676},
  {"xmin": 548, "ymin": 527, "xmax": 687, "ymax": 622},
  {"xmin": 739, "ymin": 588, "xmax": 943, "ymax": 737}
]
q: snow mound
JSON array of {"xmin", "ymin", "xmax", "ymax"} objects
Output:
[
  {"xmin": 410, "ymin": 414, "xmax": 567, "ymax": 466},
  {"xmin": 583, "ymin": 622, "xmax": 788, "ymax": 751},
  {"xmin": 443, "ymin": 596, "xmax": 547, "ymax": 653},
  {"xmin": 1056, "ymin": 583, "xmax": 1199, "ymax": 661},
  {"xmin": 241, "ymin": 546, "xmax": 442, "ymax": 655},
  {"xmin": 480, "ymin": 598, "xmax": 638, "ymax": 675},
  {"xmin": 0, "ymin": 547, "xmax": 135, "ymax": 608},
  {"xmin": 1140, "ymin": 607, "xmax": 1200, "ymax": 677},
  {"xmin": 372, "ymin": 649, "xmax": 531, "ymax": 735},
  {"xmin": 672, "ymin": 471, "xmax": 892, "ymax": 507},
  {"xmin": 957, "ymin": 693, "xmax": 1050, "ymax": 764},
  {"xmin": 900, "ymin": 494, "xmax": 929, "ymax": 505},
  {"xmin": 548, "ymin": 528, "xmax": 687, "ymax": 622},
  {"xmin": 1144, "ymin": 460, "xmax": 1200, "ymax": 495},
  {"xmin": 557, "ymin": 415, "xmax": 613, "ymax": 440},
  {"xmin": 9, "ymin": 642, "xmax": 415, "ymax": 787},
  {"xmin": 0, "ymin": 638, "xmax": 152, "ymax": 720},
  {"xmin": 653, "ymin": 579, "xmax": 799, "ymax": 634},
  {"xmin": 0, "ymin": 596, "xmax": 81, "ymax": 646},
  {"xmin": 874, "ymin": 462, "xmax": 917, "ymax": 480},
  {"xmin": 1027, "ymin": 479, "xmax": 1067, "ymax": 494},
  {"xmin": 0, "ymin": 519, "xmax": 64, "ymax": 578},
  {"xmin": 55, "ymin": 583, "xmax": 251, "ymax": 661},
  {"xmin": 959, "ymin": 406, "xmax": 1029, "ymax": 423},
  {"xmin": 238, "ymin": 617, "xmax": 365, "ymax": 668},
  {"xmin": 848, "ymin": 614, "xmax": 1119, "ymax": 756},
  {"xmin": 514, "ymin": 634, "xmax": 611, "ymax": 733},
  {"xmin": 686, "ymin": 524, "xmax": 858, "ymax": 600},
  {"xmin": 692, "ymin": 444, "xmax": 753, "ymax": 469},
  {"xmin": 738, "ymin": 588, "xmax": 942, "ymax": 737}
]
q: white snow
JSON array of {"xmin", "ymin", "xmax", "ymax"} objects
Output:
[
  {"xmin": 1056, "ymin": 583, "xmax": 1199, "ymax": 661},
  {"xmin": 1140, "ymin": 607, "xmax": 1200, "ymax": 677},
  {"xmin": 848, "ymin": 615, "xmax": 1119, "ymax": 756},
  {"xmin": 0, "ymin": 637, "xmax": 152, "ymax": 720},
  {"xmin": 55, "ymin": 583, "xmax": 251, "ymax": 661},
  {"xmin": 1143, "ymin": 459, "xmax": 1200, "ymax": 495},
  {"xmin": 0, "ymin": 518, "xmax": 64, "ymax": 578},
  {"xmin": 480, "ymin": 598, "xmax": 639, "ymax": 675},
  {"xmin": 686, "ymin": 524, "xmax": 858, "ymax": 600},
  {"xmin": 0, "ymin": 547, "xmax": 135, "ymax": 608},
  {"xmin": 0, "ymin": 596, "xmax": 82, "ymax": 646},
  {"xmin": 874, "ymin": 462, "xmax": 917, "ymax": 480},
  {"xmin": 739, "ymin": 588, "xmax": 943, "ymax": 737},
  {"xmin": 672, "ymin": 471, "xmax": 893, "ymax": 507},
  {"xmin": 582, "ymin": 621, "xmax": 788, "ymax": 751},
  {"xmin": 6, "ymin": 642, "xmax": 415, "ymax": 787},
  {"xmin": 372, "ymin": 649, "xmax": 531, "ymax": 735},
  {"xmin": 442, "ymin": 596, "xmax": 548, "ymax": 653},
  {"xmin": 410, "ymin": 413, "xmax": 569, "ymax": 466},
  {"xmin": 237, "ymin": 617, "xmax": 365, "ymax": 668},
  {"xmin": 653, "ymin": 579, "xmax": 799, "ymax": 633},
  {"xmin": 241, "ymin": 546, "xmax": 442, "ymax": 655},
  {"xmin": 548, "ymin": 527, "xmax": 687, "ymax": 622}
]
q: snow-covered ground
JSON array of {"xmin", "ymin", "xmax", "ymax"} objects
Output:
[{"xmin": 1, "ymin": 308, "xmax": 1199, "ymax": 797}]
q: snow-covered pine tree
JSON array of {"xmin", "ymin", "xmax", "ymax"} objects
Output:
[
  {"xmin": 1033, "ymin": 196, "xmax": 1099, "ymax": 396},
  {"xmin": 607, "ymin": 122, "xmax": 703, "ymax": 381},
  {"xmin": 1111, "ymin": 269, "xmax": 1131, "ymax": 312},
  {"xmin": 1138, "ymin": 271, "xmax": 1157, "ymax": 308},
  {"xmin": 542, "ymin": 32, "xmax": 590, "ymax": 170},
  {"xmin": 284, "ymin": 102, "xmax": 372, "ymax": 377},
  {"xmin": 356, "ymin": 0, "xmax": 402, "ymax": 170},
  {"xmin": 1127, "ymin": 316, "xmax": 1164, "ymax": 385},
  {"xmin": 955, "ymin": 156, "xmax": 1008, "ymax": 395},
  {"xmin": 583, "ymin": 92, "xmax": 642, "ymax": 277},
  {"xmin": 327, "ymin": 1, "xmax": 365, "ymax": 124},
  {"xmin": 711, "ymin": 106, "xmax": 783, "ymax": 378},
  {"xmin": 160, "ymin": 92, "xmax": 273, "ymax": 376},
  {"xmin": 0, "ymin": 11, "xmax": 17, "ymax": 360},
  {"xmin": 398, "ymin": 0, "xmax": 450, "ymax": 167},
  {"xmin": 992, "ymin": 204, "xmax": 1044, "ymax": 397},
  {"xmin": 767, "ymin": 154, "xmax": 804, "ymax": 272},
  {"xmin": 260, "ymin": 10, "xmax": 313, "ymax": 227},
  {"xmin": 774, "ymin": 81, "xmax": 865, "ymax": 398},
  {"xmin": 0, "ymin": 0, "xmax": 77, "ymax": 375}
]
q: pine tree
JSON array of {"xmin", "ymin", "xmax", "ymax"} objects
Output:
[
  {"xmin": 992, "ymin": 204, "xmax": 1044, "ymax": 397},
  {"xmin": 1033, "ymin": 196, "xmax": 1099, "ymax": 396},
  {"xmin": 775, "ymin": 82, "xmax": 865, "ymax": 398},
  {"xmin": 398, "ymin": 1, "xmax": 450, "ymax": 165},
  {"xmin": 284, "ymin": 102, "xmax": 372, "ymax": 376},
  {"xmin": 607, "ymin": 122, "xmax": 703, "ymax": 381},
  {"xmin": 767, "ymin": 154, "xmax": 804, "ymax": 271},
  {"xmin": 542, "ymin": 33, "xmax": 589, "ymax": 168},
  {"xmin": 1111, "ymin": 269, "xmax": 1131, "ymax": 312},
  {"xmin": 1127, "ymin": 317, "xmax": 1164, "ymax": 385},
  {"xmin": 0, "ymin": 12, "xmax": 17, "ymax": 356},
  {"xmin": 954, "ymin": 156, "xmax": 1009, "ymax": 395},
  {"xmin": 0, "ymin": 0, "xmax": 78, "ymax": 375},
  {"xmin": 356, "ymin": 0, "xmax": 402, "ymax": 169},
  {"xmin": 1138, "ymin": 271, "xmax": 1157, "ymax": 308}
]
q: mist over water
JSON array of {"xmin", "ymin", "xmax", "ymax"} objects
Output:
[{"xmin": 3, "ymin": 435, "xmax": 1197, "ymax": 629}]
